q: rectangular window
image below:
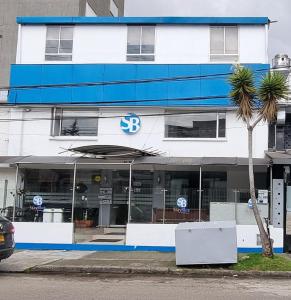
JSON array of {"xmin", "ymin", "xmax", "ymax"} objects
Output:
[
  {"xmin": 127, "ymin": 26, "xmax": 155, "ymax": 61},
  {"xmin": 210, "ymin": 26, "xmax": 238, "ymax": 62},
  {"xmin": 45, "ymin": 26, "xmax": 73, "ymax": 61},
  {"xmin": 52, "ymin": 108, "xmax": 98, "ymax": 136},
  {"xmin": 165, "ymin": 112, "xmax": 226, "ymax": 139}
]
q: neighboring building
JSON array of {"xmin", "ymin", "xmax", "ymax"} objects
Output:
[
  {"xmin": 0, "ymin": 16, "xmax": 285, "ymax": 252},
  {"xmin": 0, "ymin": 0, "xmax": 124, "ymax": 90},
  {"xmin": 267, "ymin": 54, "xmax": 291, "ymax": 251}
]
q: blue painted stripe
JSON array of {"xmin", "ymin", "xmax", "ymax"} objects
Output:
[
  {"xmin": 15, "ymin": 243, "xmax": 176, "ymax": 252},
  {"xmin": 16, "ymin": 16, "xmax": 270, "ymax": 25},
  {"xmin": 15, "ymin": 243, "xmax": 283, "ymax": 254},
  {"xmin": 9, "ymin": 63, "xmax": 270, "ymax": 107}
]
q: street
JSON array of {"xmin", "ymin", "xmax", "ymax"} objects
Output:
[{"xmin": 0, "ymin": 274, "xmax": 291, "ymax": 300}]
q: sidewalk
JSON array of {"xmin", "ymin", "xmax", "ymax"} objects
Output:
[{"xmin": 2, "ymin": 250, "xmax": 291, "ymax": 278}]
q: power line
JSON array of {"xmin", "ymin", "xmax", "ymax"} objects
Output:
[
  {"xmin": 0, "ymin": 122, "xmax": 266, "ymax": 137},
  {"xmin": 2, "ymin": 94, "xmax": 230, "ymax": 107},
  {"xmin": 0, "ymin": 66, "xmax": 279, "ymax": 92},
  {"xmin": 0, "ymin": 109, "xmax": 262, "ymax": 123}
]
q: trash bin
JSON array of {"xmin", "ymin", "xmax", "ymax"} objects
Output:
[
  {"xmin": 175, "ymin": 221, "xmax": 237, "ymax": 265},
  {"xmin": 43, "ymin": 208, "xmax": 64, "ymax": 223}
]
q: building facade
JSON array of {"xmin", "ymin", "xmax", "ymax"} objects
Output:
[
  {"xmin": 0, "ymin": 0, "xmax": 124, "ymax": 91},
  {"xmin": 0, "ymin": 16, "xmax": 285, "ymax": 252}
]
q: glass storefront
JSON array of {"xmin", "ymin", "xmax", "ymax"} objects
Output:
[{"xmin": 2, "ymin": 163, "xmax": 269, "ymax": 243}]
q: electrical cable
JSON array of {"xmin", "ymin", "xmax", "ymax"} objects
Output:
[{"xmin": 0, "ymin": 65, "xmax": 285, "ymax": 92}]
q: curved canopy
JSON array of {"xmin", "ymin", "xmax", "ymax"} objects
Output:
[{"xmin": 69, "ymin": 145, "xmax": 161, "ymax": 158}]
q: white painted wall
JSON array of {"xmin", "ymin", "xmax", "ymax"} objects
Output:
[
  {"xmin": 13, "ymin": 222, "xmax": 74, "ymax": 244},
  {"xmin": 0, "ymin": 107, "xmax": 10, "ymax": 155},
  {"xmin": 126, "ymin": 223, "xmax": 283, "ymax": 250},
  {"xmin": 17, "ymin": 24, "xmax": 267, "ymax": 64},
  {"xmin": 6, "ymin": 107, "xmax": 268, "ymax": 158}
]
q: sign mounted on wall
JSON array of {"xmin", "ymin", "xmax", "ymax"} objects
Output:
[{"xmin": 120, "ymin": 113, "xmax": 141, "ymax": 135}]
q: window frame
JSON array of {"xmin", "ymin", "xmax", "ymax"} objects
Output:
[
  {"xmin": 45, "ymin": 25, "xmax": 74, "ymax": 62},
  {"xmin": 209, "ymin": 26, "xmax": 239, "ymax": 62},
  {"xmin": 164, "ymin": 111, "xmax": 227, "ymax": 140},
  {"xmin": 51, "ymin": 107, "xmax": 99, "ymax": 137},
  {"xmin": 126, "ymin": 25, "xmax": 156, "ymax": 62}
]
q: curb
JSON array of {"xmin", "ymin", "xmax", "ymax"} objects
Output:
[{"xmin": 28, "ymin": 264, "xmax": 291, "ymax": 279}]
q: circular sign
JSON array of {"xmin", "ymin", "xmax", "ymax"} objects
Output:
[
  {"xmin": 33, "ymin": 195, "xmax": 43, "ymax": 206},
  {"xmin": 177, "ymin": 197, "xmax": 187, "ymax": 208},
  {"xmin": 120, "ymin": 113, "xmax": 141, "ymax": 135}
]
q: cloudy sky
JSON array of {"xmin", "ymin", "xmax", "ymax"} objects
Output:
[{"xmin": 125, "ymin": 0, "xmax": 291, "ymax": 61}]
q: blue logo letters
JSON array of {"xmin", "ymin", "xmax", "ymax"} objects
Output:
[{"xmin": 120, "ymin": 113, "xmax": 141, "ymax": 135}]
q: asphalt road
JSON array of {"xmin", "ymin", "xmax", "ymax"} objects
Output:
[{"xmin": 0, "ymin": 274, "xmax": 291, "ymax": 300}]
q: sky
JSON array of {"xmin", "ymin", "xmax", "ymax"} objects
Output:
[{"xmin": 125, "ymin": 0, "xmax": 291, "ymax": 61}]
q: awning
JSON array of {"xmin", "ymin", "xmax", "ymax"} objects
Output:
[
  {"xmin": 0, "ymin": 155, "xmax": 269, "ymax": 167},
  {"xmin": 69, "ymin": 145, "xmax": 161, "ymax": 158},
  {"xmin": 133, "ymin": 156, "xmax": 268, "ymax": 166},
  {"xmin": 266, "ymin": 152, "xmax": 291, "ymax": 165}
]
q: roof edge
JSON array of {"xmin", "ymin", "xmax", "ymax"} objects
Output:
[{"xmin": 16, "ymin": 16, "xmax": 270, "ymax": 25}]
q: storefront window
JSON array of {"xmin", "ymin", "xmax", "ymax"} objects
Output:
[{"xmin": 15, "ymin": 169, "xmax": 73, "ymax": 223}]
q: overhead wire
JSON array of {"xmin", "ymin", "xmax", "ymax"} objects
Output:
[{"xmin": 0, "ymin": 65, "xmax": 286, "ymax": 92}]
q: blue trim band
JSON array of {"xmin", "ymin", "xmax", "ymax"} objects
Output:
[
  {"xmin": 15, "ymin": 243, "xmax": 284, "ymax": 253},
  {"xmin": 16, "ymin": 16, "xmax": 269, "ymax": 25},
  {"xmin": 9, "ymin": 63, "xmax": 270, "ymax": 107}
]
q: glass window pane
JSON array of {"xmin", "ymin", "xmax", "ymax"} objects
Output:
[
  {"xmin": 60, "ymin": 27, "xmax": 73, "ymax": 40},
  {"xmin": 45, "ymin": 54, "xmax": 72, "ymax": 61},
  {"xmin": 225, "ymin": 27, "xmax": 238, "ymax": 54},
  {"xmin": 127, "ymin": 45, "xmax": 141, "ymax": 54},
  {"xmin": 46, "ymin": 26, "xmax": 59, "ymax": 40},
  {"xmin": 127, "ymin": 26, "xmax": 141, "ymax": 54},
  {"xmin": 165, "ymin": 113, "xmax": 217, "ymax": 138},
  {"xmin": 60, "ymin": 109, "xmax": 98, "ymax": 136},
  {"xmin": 210, "ymin": 27, "xmax": 224, "ymax": 54},
  {"xmin": 218, "ymin": 113, "xmax": 226, "ymax": 137},
  {"xmin": 141, "ymin": 26, "xmax": 155, "ymax": 54},
  {"xmin": 210, "ymin": 54, "xmax": 239, "ymax": 62},
  {"xmin": 127, "ymin": 55, "xmax": 155, "ymax": 61},
  {"xmin": 59, "ymin": 40, "xmax": 73, "ymax": 53},
  {"xmin": 45, "ymin": 40, "xmax": 59, "ymax": 54}
]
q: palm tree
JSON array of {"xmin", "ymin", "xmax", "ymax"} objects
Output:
[{"xmin": 229, "ymin": 67, "xmax": 289, "ymax": 257}]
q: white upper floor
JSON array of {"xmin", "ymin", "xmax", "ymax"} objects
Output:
[
  {"xmin": 0, "ymin": 106, "xmax": 268, "ymax": 159},
  {"xmin": 16, "ymin": 17, "xmax": 269, "ymax": 65}
]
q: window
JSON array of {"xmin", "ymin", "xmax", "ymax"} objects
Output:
[
  {"xmin": 210, "ymin": 26, "xmax": 238, "ymax": 62},
  {"xmin": 52, "ymin": 108, "xmax": 98, "ymax": 136},
  {"xmin": 127, "ymin": 26, "xmax": 155, "ymax": 61},
  {"xmin": 165, "ymin": 112, "xmax": 226, "ymax": 138},
  {"xmin": 45, "ymin": 26, "xmax": 73, "ymax": 61}
]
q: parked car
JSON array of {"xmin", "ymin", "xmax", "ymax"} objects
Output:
[{"xmin": 0, "ymin": 216, "xmax": 15, "ymax": 261}]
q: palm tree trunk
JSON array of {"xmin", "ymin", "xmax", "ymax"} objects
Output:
[{"xmin": 248, "ymin": 127, "xmax": 273, "ymax": 257}]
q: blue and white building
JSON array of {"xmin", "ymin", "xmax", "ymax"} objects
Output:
[{"xmin": 0, "ymin": 16, "xmax": 285, "ymax": 252}]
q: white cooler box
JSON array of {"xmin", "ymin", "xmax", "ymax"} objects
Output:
[{"xmin": 175, "ymin": 221, "xmax": 237, "ymax": 265}]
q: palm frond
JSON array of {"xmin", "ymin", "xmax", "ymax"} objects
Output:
[
  {"xmin": 228, "ymin": 66, "xmax": 256, "ymax": 121},
  {"xmin": 258, "ymin": 72, "xmax": 289, "ymax": 122}
]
